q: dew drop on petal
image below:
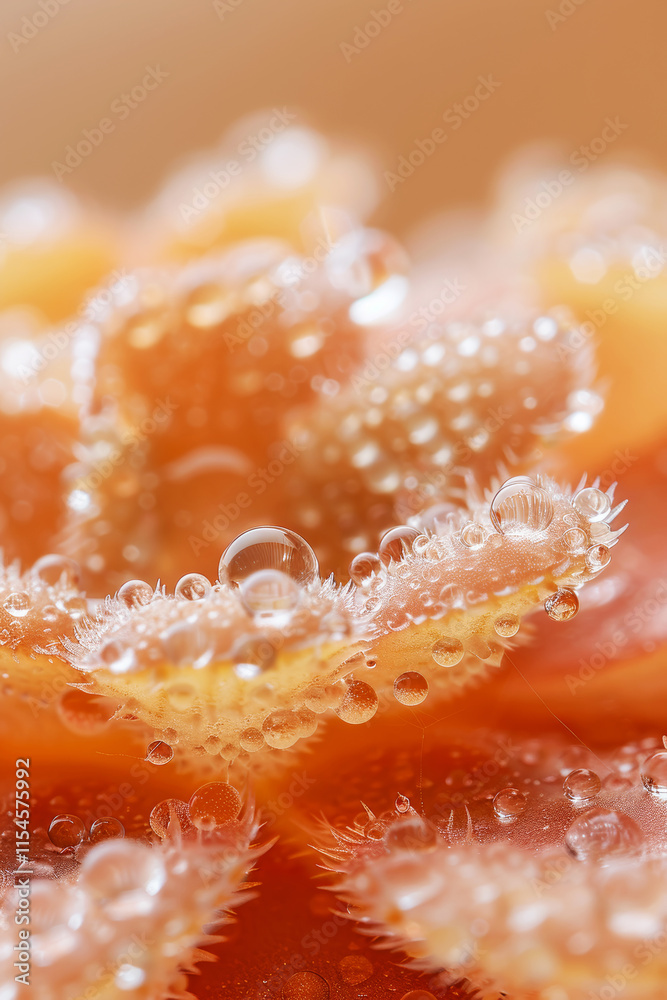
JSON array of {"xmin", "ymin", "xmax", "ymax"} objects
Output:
[
  {"xmin": 395, "ymin": 793, "xmax": 410, "ymax": 813},
  {"xmin": 573, "ymin": 487, "xmax": 612, "ymax": 522},
  {"xmin": 460, "ymin": 522, "xmax": 486, "ymax": 549},
  {"xmin": 175, "ymin": 572, "xmax": 211, "ymax": 601},
  {"xmin": 564, "ymin": 808, "xmax": 643, "ymax": 862},
  {"xmin": 349, "ymin": 551, "xmax": 382, "ymax": 585},
  {"xmin": 586, "ymin": 543, "xmax": 611, "ymax": 572},
  {"xmin": 145, "ymin": 740, "xmax": 174, "ymax": 765},
  {"xmin": 562, "ymin": 526, "xmax": 588, "ymax": 555},
  {"xmin": 493, "ymin": 787, "xmax": 527, "ymax": 821},
  {"xmin": 90, "ymin": 817, "xmax": 125, "ymax": 843},
  {"xmin": 641, "ymin": 751, "xmax": 667, "ymax": 799},
  {"xmin": 262, "ymin": 709, "xmax": 303, "ymax": 749},
  {"xmin": 188, "ymin": 782, "xmax": 242, "ymax": 830},
  {"xmin": 494, "ymin": 614, "xmax": 520, "ymax": 637},
  {"xmin": 32, "ymin": 554, "xmax": 81, "ymax": 587},
  {"xmin": 563, "ymin": 768, "xmax": 601, "ymax": 803},
  {"xmin": 378, "ymin": 526, "xmax": 420, "ymax": 565},
  {"xmin": 239, "ymin": 727, "xmax": 265, "ymax": 752},
  {"xmin": 544, "ymin": 589, "xmax": 579, "ymax": 621},
  {"xmin": 219, "ymin": 526, "xmax": 319, "ymax": 588},
  {"xmin": 282, "ymin": 970, "xmax": 330, "ymax": 1000},
  {"xmin": 490, "ymin": 477, "xmax": 553, "ymax": 533},
  {"xmin": 149, "ymin": 798, "xmax": 192, "ymax": 839},
  {"xmin": 48, "ymin": 814, "xmax": 86, "ymax": 848},
  {"xmin": 4, "ymin": 592, "xmax": 31, "ymax": 618},
  {"xmin": 117, "ymin": 580, "xmax": 153, "ymax": 609},
  {"xmin": 239, "ymin": 568, "xmax": 300, "ymax": 625},
  {"xmin": 385, "ymin": 816, "xmax": 438, "ymax": 852},
  {"xmin": 335, "ymin": 680, "xmax": 379, "ymax": 724},
  {"xmin": 431, "ymin": 636, "xmax": 464, "ymax": 667},
  {"xmin": 393, "ymin": 671, "xmax": 429, "ymax": 706}
]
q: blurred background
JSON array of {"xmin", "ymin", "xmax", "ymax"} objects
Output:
[{"xmin": 0, "ymin": 0, "xmax": 664, "ymax": 234}]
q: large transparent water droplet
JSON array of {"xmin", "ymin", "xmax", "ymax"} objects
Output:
[
  {"xmin": 563, "ymin": 768, "xmax": 601, "ymax": 803},
  {"xmin": 349, "ymin": 551, "xmax": 382, "ymax": 585},
  {"xmin": 118, "ymin": 579, "xmax": 153, "ymax": 609},
  {"xmin": 90, "ymin": 817, "xmax": 125, "ymax": 843},
  {"xmin": 544, "ymin": 588, "xmax": 579, "ymax": 621},
  {"xmin": 32, "ymin": 554, "xmax": 81, "ymax": 588},
  {"xmin": 641, "ymin": 750, "xmax": 667, "ymax": 799},
  {"xmin": 460, "ymin": 522, "xmax": 486, "ymax": 549},
  {"xmin": 493, "ymin": 787, "xmax": 527, "ymax": 821},
  {"xmin": 490, "ymin": 477, "xmax": 553, "ymax": 534},
  {"xmin": 149, "ymin": 798, "xmax": 192, "ymax": 839},
  {"xmin": 239, "ymin": 568, "xmax": 300, "ymax": 625},
  {"xmin": 4, "ymin": 592, "xmax": 31, "ymax": 618},
  {"xmin": 573, "ymin": 487, "xmax": 611, "ymax": 522},
  {"xmin": 188, "ymin": 782, "xmax": 242, "ymax": 830},
  {"xmin": 431, "ymin": 636, "xmax": 464, "ymax": 667},
  {"xmin": 48, "ymin": 814, "xmax": 85, "ymax": 848},
  {"xmin": 335, "ymin": 679, "xmax": 378, "ymax": 724},
  {"xmin": 219, "ymin": 526, "xmax": 318, "ymax": 588},
  {"xmin": 393, "ymin": 671, "xmax": 429, "ymax": 705},
  {"xmin": 586, "ymin": 543, "xmax": 611, "ymax": 572},
  {"xmin": 494, "ymin": 614, "xmax": 520, "ymax": 637},
  {"xmin": 282, "ymin": 970, "xmax": 330, "ymax": 1000},
  {"xmin": 378, "ymin": 526, "xmax": 420, "ymax": 565},
  {"xmin": 175, "ymin": 572, "xmax": 211, "ymax": 601},
  {"xmin": 564, "ymin": 808, "xmax": 643, "ymax": 862},
  {"xmin": 145, "ymin": 740, "xmax": 174, "ymax": 766}
]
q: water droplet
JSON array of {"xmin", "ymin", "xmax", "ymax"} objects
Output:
[
  {"xmin": 460, "ymin": 522, "xmax": 486, "ymax": 549},
  {"xmin": 81, "ymin": 840, "xmax": 166, "ymax": 909},
  {"xmin": 239, "ymin": 727, "xmax": 265, "ymax": 752},
  {"xmin": 145, "ymin": 740, "xmax": 173, "ymax": 766},
  {"xmin": 175, "ymin": 572, "xmax": 211, "ymax": 601},
  {"xmin": 3, "ymin": 592, "xmax": 31, "ymax": 618},
  {"xmin": 48, "ymin": 814, "xmax": 85, "ymax": 848},
  {"xmin": 188, "ymin": 782, "xmax": 242, "ymax": 830},
  {"xmin": 493, "ymin": 787, "xmax": 527, "ymax": 821},
  {"xmin": 262, "ymin": 709, "xmax": 303, "ymax": 749},
  {"xmin": 490, "ymin": 477, "xmax": 553, "ymax": 534},
  {"xmin": 385, "ymin": 816, "xmax": 438, "ymax": 852},
  {"xmin": 32, "ymin": 554, "xmax": 81, "ymax": 587},
  {"xmin": 563, "ymin": 768, "xmax": 601, "ymax": 803},
  {"xmin": 282, "ymin": 970, "xmax": 330, "ymax": 1000},
  {"xmin": 564, "ymin": 808, "xmax": 643, "ymax": 862},
  {"xmin": 393, "ymin": 671, "xmax": 428, "ymax": 706},
  {"xmin": 335, "ymin": 679, "xmax": 379, "ymax": 724},
  {"xmin": 431, "ymin": 636, "xmax": 464, "ymax": 667},
  {"xmin": 338, "ymin": 954, "xmax": 373, "ymax": 984},
  {"xmin": 118, "ymin": 580, "xmax": 153, "ymax": 609},
  {"xmin": 395, "ymin": 794, "xmax": 410, "ymax": 813},
  {"xmin": 494, "ymin": 614, "xmax": 520, "ymax": 637},
  {"xmin": 239, "ymin": 568, "xmax": 300, "ymax": 625},
  {"xmin": 378, "ymin": 525, "xmax": 420, "ymax": 565},
  {"xmin": 562, "ymin": 526, "xmax": 588, "ymax": 555},
  {"xmin": 573, "ymin": 487, "xmax": 611, "ymax": 522},
  {"xmin": 90, "ymin": 817, "xmax": 125, "ymax": 843},
  {"xmin": 586, "ymin": 543, "xmax": 611, "ymax": 572},
  {"xmin": 219, "ymin": 526, "xmax": 318, "ymax": 588},
  {"xmin": 349, "ymin": 551, "xmax": 382, "ymax": 585},
  {"xmin": 544, "ymin": 589, "xmax": 579, "ymax": 621},
  {"xmin": 232, "ymin": 634, "xmax": 277, "ymax": 678},
  {"xmin": 149, "ymin": 798, "xmax": 192, "ymax": 839},
  {"xmin": 325, "ymin": 228, "xmax": 409, "ymax": 326},
  {"xmin": 641, "ymin": 751, "xmax": 667, "ymax": 798}
]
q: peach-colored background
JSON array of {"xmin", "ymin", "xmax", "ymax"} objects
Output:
[{"xmin": 0, "ymin": 0, "xmax": 664, "ymax": 233}]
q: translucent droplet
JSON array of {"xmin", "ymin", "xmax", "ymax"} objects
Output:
[
  {"xmin": 188, "ymin": 782, "xmax": 242, "ymax": 830},
  {"xmin": 262, "ymin": 709, "xmax": 303, "ymax": 749},
  {"xmin": 325, "ymin": 228, "xmax": 409, "ymax": 326},
  {"xmin": 460, "ymin": 522, "xmax": 486, "ymax": 549},
  {"xmin": 564, "ymin": 808, "xmax": 643, "ymax": 862},
  {"xmin": 490, "ymin": 477, "xmax": 553, "ymax": 534},
  {"xmin": 562, "ymin": 526, "xmax": 588, "ymax": 555},
  {"xmin": 145, "ymin": 740, "xmax": 174, "ymax": 766},
  {"xmin": 118, "ymin": 580, "xmax": 153, "ymax": 609},
  {"xmin": 232, "ymin": 634, "xmax": 277, "ymax": 678},
  {"xmin": 573, "ymin": 487, "xmax": 611, "ymax": 522},
  {"xmin": 48, "ymin": 814, "xmax": 85, "ymax": 848},
  {"xmin": 32, "ymin": 554, "xmax": 81, "ymax": 587},
  {"xmin": 282, "ymin": 970, "xmax": 330, "ymax": 1000},
  {"xmin": 3, "ymin": 591, "xmax": 31, "ymax": 618},
  {"xmin": 545, "ymin": 589, "xmax": 579, "ymax": 621},
  {"xmin": 393, "ymin": 671, "xmax": 429, "ymax": 706},
  {"xmin": 239, "ymin": 727, "xmax": 265, "ymax": 752},
  {"xmin": 395, "ymin": 794, "xmax": 410, "ymax": 813},
  {"xmin": 219, "ymin": 526, "xmax": 318, "ymax": 588},
  {"xmin": 563, "ymin": 768, "xmax": 601, "ymax": 803},
  {"xmin": 175, "ymin": 572, "xmax": 211, "ymax": 601},
  {"xmin": 90, "ymin": 817, "xmax": 125, "ymax": 843},
  {"xmin": 431, "ymin": 636, "xmax": 464, "ymax": 667},
  {"xmin": 493, "ymin": 787, "xmax": 527, "ymax": 820},
  {"xmin": 385, "ymin": 816, "xmax": 438, "ymax": 852},
  {"xmin": 335, "ymin": 680, "xmax": 379, "ymax": 724},
  {"xmin": 349, "ymin": 551, "xmax": 382, "ymax": 585},
  {"xmin": 586, "ymin": 543, "xmax": 611, "ymax": 572},
  {"xmin": 239, "ymin": 568, "xmax": 300, "ymax": 625},
  {"xmin": 378, "ymin": 526, "xmax": 420, "ymax": 565},
  {"xmin": 494, "ymin": 614, "xmax": 520, "ymax": 637},
  {"xmin": 338, "ymin": 954, "xmax": 373, "ymax": 985},
  {"xmin": 149, "ymin": 798, "xmax": 192, "ymax": 839},
  {"xmin": 641, "ymin": 751, "xmax": 667, "ymax": 799}
]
